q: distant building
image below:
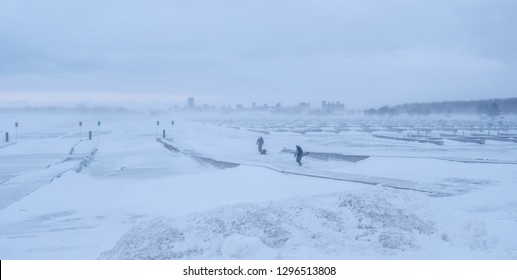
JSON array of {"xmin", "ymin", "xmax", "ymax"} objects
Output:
[
  {"xmin": 299, "ymin": 102, "xmax": 311, "ymax": 109},
  {"xmin": 188, "ymin": 97, "xmax": 195, "ymax": 109},
  {"xmin": 250, "ymin": 102, "xmax": 271, "ymax": 111},
  {"xmin": 321, "ymin": 100, "xmax": 345, "ymax": 112}
]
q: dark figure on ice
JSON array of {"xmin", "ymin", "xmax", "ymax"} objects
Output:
[
  {"xmin": 294, "ymin": 145, "xmax": 304, "ymax": 166},
  {"xmin": 256, "ymin": 137, "xmax": 266, "ymax": 154}
]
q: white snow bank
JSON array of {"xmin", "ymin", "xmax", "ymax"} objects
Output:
[
  {"xmin": 100, "ymin": 187, "xmax": 508, "ymax": 260},
  {"xmin": 0, "ymin": 139, "xmax": 98, "ymax": 210}
]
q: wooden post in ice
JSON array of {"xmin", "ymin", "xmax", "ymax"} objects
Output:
[
  {"xmin": 162, "ymin": 130, "xmax": 166, "ymax": 138},
  {"xmin": 5, "ymin": 132, "xmax": 8, "ymax": 142},
  {"xmin": 97, "ymin": 121, "xmax": 101, "ymax": 140},
  {"xmin": 15, "ymin": 122, "xmax": 18, "ymax": 143},
  {"xmin": 89, "ymin": 131, "xmax": 92, "ymax": 140},
  {"xmin": 79, "ymin": 121, "xmax": 83, "ymax": 140}
]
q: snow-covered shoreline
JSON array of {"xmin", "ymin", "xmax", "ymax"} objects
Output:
[{"xmin": 0, "ymin": 112, "xmax": 515, "ymax": 259}]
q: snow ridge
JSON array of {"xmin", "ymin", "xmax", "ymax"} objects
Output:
[{"xmin": 100, "ymin": 188, "xmax": 442, "ymax": 260}]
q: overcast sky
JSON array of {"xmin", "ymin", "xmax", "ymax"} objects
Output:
[{"xmin": 1, "ymin": 0, "xmax": 516, "ymax": 108}]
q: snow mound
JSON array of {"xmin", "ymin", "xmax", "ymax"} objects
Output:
[{"xmin": 100, "ymin": 188, "xmax": 442, "ymax": 259}]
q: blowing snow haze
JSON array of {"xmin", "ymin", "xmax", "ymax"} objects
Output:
[
  {"xmin": 1, "ymin": 1, "xmax": 517, "ymax": 261},
  {"xmin": 1, "ymin": 0, "xmax": 517, "ymax": 108}
]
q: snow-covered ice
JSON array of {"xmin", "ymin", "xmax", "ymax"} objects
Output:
[{"xmin": 0, "ymin": 111, "xmax": 516, "ymax": 259}]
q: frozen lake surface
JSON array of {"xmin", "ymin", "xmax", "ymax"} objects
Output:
[{"xmin": 0, "ymin": 111, "xmax": 516, "ymax": 259}]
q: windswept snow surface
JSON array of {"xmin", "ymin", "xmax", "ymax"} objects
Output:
[{"xmin": 0, "ymin": 111, "xmax": 516, "ymax": 259}]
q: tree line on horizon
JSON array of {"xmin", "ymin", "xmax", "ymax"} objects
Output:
[{"xmin": 364, "ymin": 98, "xmax": 517, "ymax": 117}]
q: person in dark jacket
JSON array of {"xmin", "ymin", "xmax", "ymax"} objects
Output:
[
  {"xmin": 256, "ymin": 137, "xmax": 264, "ymax": 153},
  {"xmin": 294, "ymin": 145, "xmax": 304, "ymax": 166}
]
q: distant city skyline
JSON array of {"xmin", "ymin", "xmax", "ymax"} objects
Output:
[{"xmin": 1, "ymin": 0, "xmax": 517, "ymax": 108}]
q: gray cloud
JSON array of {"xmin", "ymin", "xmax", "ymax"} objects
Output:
[{"xmin": 1, "ymin": 0, "xmax": 516, "ymax": 108}]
